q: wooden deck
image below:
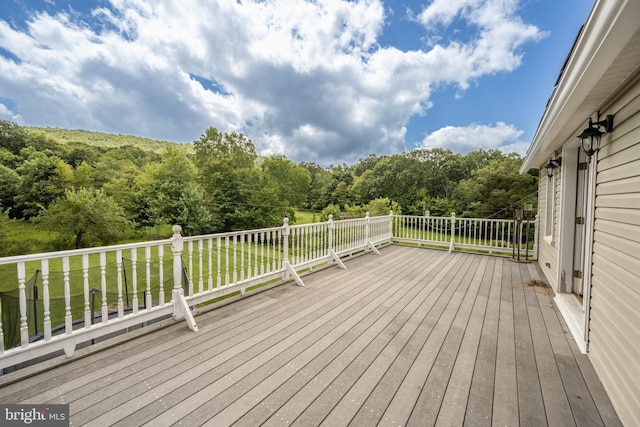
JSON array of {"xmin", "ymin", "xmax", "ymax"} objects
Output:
[{"xmin": 0, "ymin": 246, "xmax": 622, "ymax": 426}]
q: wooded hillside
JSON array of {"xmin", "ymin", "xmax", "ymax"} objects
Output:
[{"xmin": 1, "ymin": 120, "xmax": 538, "ymax": 255}]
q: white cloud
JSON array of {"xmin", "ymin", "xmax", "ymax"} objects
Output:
[
  {"xmin": 0, "ymin": 0, "xmax": 543, "ymax": 165},
  {"xmin": 418, "ymin": 122, "xmax": 528, "ymax": 155}
]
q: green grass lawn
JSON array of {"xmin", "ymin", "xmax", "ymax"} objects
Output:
[{"xmin": 294, "ymin": 210, "xmax": 318, "ymax": 224}]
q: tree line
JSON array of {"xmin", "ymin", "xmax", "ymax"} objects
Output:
[{"xmin": 0, "ymin": 120, "xmax": 538, "ymax": 254}]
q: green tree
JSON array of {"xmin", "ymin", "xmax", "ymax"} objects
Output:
[
  {"xmin": 0, "ymin": 120, "xmax": 28, "ymax": 154},
  {"xmin": 453, "ymin": 153, "xmax": 537, "ymax": 219},
  {"xmin": 73, "ymin": 161, "xmax": 95, "ymax": 189},
  {"xmin": 300, "ymin": 162, "xmax": 332, "ymax": 210},
  {"xmin": 320, "ymin": 204, "xmax": 342, "ymax": 221},
  {"xmin": 365, "ymin": 197, "xmax": 402, "ymax": 216},
  {"xmin": 261, "ymin": 155, "xmax": 311, "ymax": 208},
  {"xmin": 137, "ymin": 148, "xmax": 211, "ymax": 235},
  {"xmin": 13, "ymin": 152, "xmax": 69, "ymax": 219},
  {"xmin": 35, "ymin": 188, "xmax": 130, "ymax": 248},
  {"xmin": 0, "ymin": 164, "xmax": 21, "ymax": 213},
  {"xmin": 194, "ymin": 127, "xmax": 282, "ymax": 230}
]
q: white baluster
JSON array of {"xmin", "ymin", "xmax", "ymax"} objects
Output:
[
  {"xmin": 41, "ymin": 259, "xmax": 51, "ymax": 341},
  {"xmin": 145, "ymin": 246, "xmax": 152, "ymax": 309},
  {"xmin": 117, "ymin": 249, "xmax": 124, "ymax": 318},
  {"xmin": 198, "ymin": 240, "xmax": 203, "ymax": 294},
  {"xmin": 83, "ymin": 254, "xmax": 90, "ymax": 328},
  {"xmin": 17, "ymin": 262, "xmax": 28, "ymax": 346},
  {"xmin": 208, "ymin": 239, "xmax": 213, "ymax": 292},
  {"xmin": 63, "ymin": 257, "xmax": 72, "ymax": 335},
  {"xmin": 100, "ymin": 252, "xmax": 108, "ymax": 323},
  {"xmin": 0, "ymin": 299, "xmax": 4, "ymax": 354},
  {"xmin": 216, "ymin": 237, "xmax": 222, "ymax": 288},
  {"xmin": 188, "ymin": 240, "xmax": 194, "ymax": 296},
  {"xmin": 158, "ymin": 245, "xmax": 165, "ymax": 305},
  {"xmin": 240, "ymin": 234, "xmax": 245, "ymax": 282},
  {"xmin": 260, "ymin": 232, "xmax": 265, "ymax": 276},
  {"xmin": 253, "ymin": 233, "xmax": 259, "ymax": 277},
  {"xmin": 233, "ymin": 235, "xmax": 238, "ymax": 284},
  {"xmin": 224, "ymin": 236, "xmax": 230, "ymax": 286},
  {"xmin": 131, "ymin": 249, "xmax": 138, "ymax": 314}
]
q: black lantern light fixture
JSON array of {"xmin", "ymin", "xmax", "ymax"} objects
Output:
[
  {"xmin": 545, "ymin": 155, "xmax": 562, "ymax": 178},
  {"xmin": 577, "ymin": 114, "xmax": 614, "ymax": 157}
]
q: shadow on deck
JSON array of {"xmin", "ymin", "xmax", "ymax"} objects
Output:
[{"xmin": 0, "ymin": 246, "xmax": 622, "ymax": 426}]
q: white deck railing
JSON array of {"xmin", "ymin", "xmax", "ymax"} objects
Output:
[
  {"xmin": 0, "ymin": 212, "xmax": 534, "ymax": 370},
  {"xmin": 393, "ymin": 213, "xmax": 538, "ymax": 258},
  {"xmin": 0, "ymin": 214, "xmax": 390, "ymax": 370}
]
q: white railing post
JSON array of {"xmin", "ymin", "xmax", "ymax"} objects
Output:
[
  {"xmin": 389, "ymin": 209, "xmax": 394, "ymax": 242},
  {"xmin": 170, "ymin": 225, "xmax": 198, "ymax": 331},
  {"xmin": 171, "ymin": 225, "xmax": 184, "ymax": 298},
  {"xmin": 365, "ymin": 212, "xmax": 371, "ymax": 246},
  {"xmin": 449, "ymin": 212, "xmax": 456, "ymax": 253},
  {"xmin": 282, "ymin": 217, "xmax": 304, "ymax": 286},
  {"xmin": 365, "ymin": 212, "xmax": 381, "ymax": 255},
  {"xmin": 328, "ymin": 214, "xmax": 335, "ymax": 256},
  {"xmin": 282, "ymin": 218, "xmax": 290, "ymax": 277}
]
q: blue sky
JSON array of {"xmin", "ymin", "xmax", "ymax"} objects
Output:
[{"xmin": 0, "ymin": 0, "xmax": 593, "ymax": 166}]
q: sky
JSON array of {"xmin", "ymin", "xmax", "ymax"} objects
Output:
[{"xmin": 0, "ymin": 0, "xmax": 594, "ymax": 166}]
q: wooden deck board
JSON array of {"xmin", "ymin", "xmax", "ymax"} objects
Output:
[
  {"xmin": 512, "ymin": 261, "xmax": 548, "ymax": 427},
  {"xmin": 463, "ymin": 257, "xmax": 501, "ymax": 426},
  {"xmin": 0, "ymin": 246, "xmax": 622, "ymax": 426}
]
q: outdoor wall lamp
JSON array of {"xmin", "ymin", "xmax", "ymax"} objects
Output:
[
  {"xmin": 577, "ymin": 114, "xmax": 614, "ymax": 157},
  {"xmin": 545, "ymin": 155, "xmax": 562, "ymax": 178}
]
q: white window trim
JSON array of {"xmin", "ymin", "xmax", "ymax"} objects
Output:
[{"xmin": 544, "ymin": 172, "xmax": 556, "ymax": 244}]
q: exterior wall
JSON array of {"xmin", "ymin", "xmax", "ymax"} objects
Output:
[
  {"xmin": 537, "ymin": 166, "xmax": 560, "ymax": 290},
  {"xmin": 589, "ymin": 75, "xmax": 640, "ymax": 427}
]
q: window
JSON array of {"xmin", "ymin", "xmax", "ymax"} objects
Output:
[{"xmin": 545, "ymin": 172, "xmax": 556, "ymax": 241}]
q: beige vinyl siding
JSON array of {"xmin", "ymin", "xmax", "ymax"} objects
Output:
[
  {"xmin": 537, "ymin": 167, "xmax": 560, "ymax": 289},
  {"xmin": 590, "ymin": 75, "xmax": 640, "ymax": 427}
]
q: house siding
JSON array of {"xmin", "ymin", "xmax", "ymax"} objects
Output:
[
  {"xmin": 537, "ymin": 167, "xmax": 560, "ymax": 289},
  {"xmin": 590, "ymin": 75, "xmax": 640, "ymax": 427}
]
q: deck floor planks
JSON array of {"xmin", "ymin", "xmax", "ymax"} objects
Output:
[
  {"xmin": 523, "ymin": 266, "xmax": 576, "ymax": 427},
  {"xmin": 434, "ymin": 256, "xmax": 495, "ymax": 426},
  {"xmin": 405, "ymin": 255, "xmax": 485, "ymax": 426},
  {"xmin": 169, "ymin": 249, "xmax": 440, "ymax": 426},
  {"xmin": 463, "ymin": 256, "xmax": 503, "ymax": 426},
  {"xmin": 276, "ymin": 252, "xmax": 470, "ymax": 427},
  {"xmin": 511, "ymin": 260, "xmax": 548, "ymax": 426},
  {"xmin": 378, "ymin": 255, "xmax": 478, "ymax": 426},
  {"xmin": 291, "ymin": 253, "xmax": 474, "ymax": 427},
  {"xmin": 332, "ymin": 256, "xmax": 489, "ymax": 427},
  {"xmin": 254, "ymin": 252, "xmax": 466, "ymax": 427},
  {"xmin": 492, "ymin": 255, "xmax": 520, "ymax": 426},
  {"xmin": 537, "ymin": 291, "xmax": 609, "ymax": 427},
  {"xmin": 0, "ymin": 246, "xmax": 623, "ymax": 427},
  {"xmin": 84, "ymin": 247, "xmax": 424, "ymax": 425},
  {"xmin": 163, "ymin": 248, "xmax": 438, "ymax": 425},
  {"xmin": 231, "ymin": 250, "xmax": 455, "ymax": 427}
]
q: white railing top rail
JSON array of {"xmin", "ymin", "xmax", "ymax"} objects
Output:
[{"xmin": 0, "ymin": 238, "xmax": 171, "ymax": 266}]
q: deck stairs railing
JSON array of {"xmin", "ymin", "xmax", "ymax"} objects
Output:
[{"xmin": 0, "ymin": 212, "xmax": 536, "ymax": 370}]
